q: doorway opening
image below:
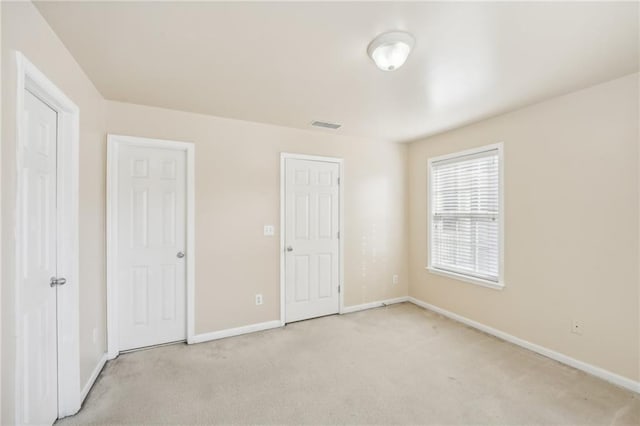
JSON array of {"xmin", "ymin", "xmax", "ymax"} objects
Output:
[
  {"xmin": 15, "ymin": 52, "xmax": 81, "ymax": 423},
  {"xmin": 106, "ymin": 134, "xmax": 196, "ymax": 358},
  {"xmin": 280, "ymin": 153, "xmax": 344, "ymax": 324}
]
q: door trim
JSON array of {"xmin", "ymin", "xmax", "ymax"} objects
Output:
[
  {"xmin": 279, "ymin": 153, "xmax": 345, "ymax": 325},
  {"xmin": 106, "ymin": 134, "xmax": 196, "ymax": 359},
  {"xmin": 15, "ymin": 52, "xmax": 81, "ymax": 419}
]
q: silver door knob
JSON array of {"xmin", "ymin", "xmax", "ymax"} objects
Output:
[
  {"xmin": 286, "ymin": 246, "xmax": 293, "ymax": 252},
  {"xmin": 50, "ymin": 277, "xmax": 67, "ymax": 287},
  {"xmin": 177, "ymin": 251, "xmax": 185, "ymax": 258}
]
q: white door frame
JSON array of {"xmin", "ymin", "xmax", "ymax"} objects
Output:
[
  {"xmin": 106, "ymin": 134, "xmax": 196, "ymax": 359},
  {"xmin": 279, "ymin": 153, "xmax": 345, "ymax": 325},
  {"xmin": 15, "ymin": 52, "xmax": 81, "ymax": 419}
]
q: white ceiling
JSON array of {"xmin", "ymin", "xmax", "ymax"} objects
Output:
[{"xmin": 35, "ymin": 1, "xmax": 638, "ymax": 142}]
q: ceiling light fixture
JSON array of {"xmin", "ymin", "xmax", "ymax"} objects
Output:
[{"xmin": 367, "ymin": 31, "xmax": 415, "ymax": 71}]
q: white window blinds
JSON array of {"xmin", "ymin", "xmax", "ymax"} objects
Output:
[{"xmin": 429, "ymin": 146, "xmax": 502, "ymax": 284}]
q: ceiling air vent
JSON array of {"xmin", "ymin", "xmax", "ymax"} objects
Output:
[{"xmin": 311, "ymin": 120, "xmax": 341, "ymax": 130}]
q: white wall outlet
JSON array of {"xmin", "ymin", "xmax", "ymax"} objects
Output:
[
  {"xmin": 92, "ymin": 327, "xmax": 98, "ymax": 344},
  {"xmin": 263, "ymin": 225, "xmax": 275, "ymax": 236},
  {"xmin": 392, "ymin": 274, "xmax": 399, "ymax": 285},
  {"xmin": 255, "ymin": 294, "xmax": 263, "ymax": 305},
  {"xmin": 571, "ymin": 319, "xmax": 583, "ymax": 335}
]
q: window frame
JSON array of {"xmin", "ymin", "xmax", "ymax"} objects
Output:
[{"xmin": 426, "ymin": 143, "xmax": 505, "ymax": 290}]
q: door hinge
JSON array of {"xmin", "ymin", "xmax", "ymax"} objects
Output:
[
  {"xmin": 337, "ymin": 177, "xmax": 340, "ymax": 185},
  {"xmin": 337, "ymin": 231, "xmax": 340, "ymax": 239},
  {"xmin": 338, "ymin": 285, "xmax": 341, "ymax": 293}
]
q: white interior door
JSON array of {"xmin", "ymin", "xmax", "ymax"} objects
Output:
[
  {"xmin": 19, "ymin": 90, "xmax": 59, "ymax": 425},
  {"xmin": 284, "ymin": 158, "xmax": 340, "ymax": 323},
  {"xmin": 117, "ymin": 144, "xmax": 187, "ymax": 351}
]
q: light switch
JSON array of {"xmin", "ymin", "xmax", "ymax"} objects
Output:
[{"xmin": 264, "ymin": 225, "xmax": 275, "ymax": 236}]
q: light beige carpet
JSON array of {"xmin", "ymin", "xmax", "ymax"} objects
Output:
[{"xmin": 58, "ymin": 303, "xmax": 639, "ymax": 425}]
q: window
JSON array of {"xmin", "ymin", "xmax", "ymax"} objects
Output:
[{"xmin": 427, "ymin": 143, "xmax": 503, "ymax": 289}]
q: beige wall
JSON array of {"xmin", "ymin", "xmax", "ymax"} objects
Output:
[
  {"xmin": 1, "ymin": 2, "xmax": 107, "ymax": 423},
  {"xmin": 408, "ymin": 73, "xmax": 640, "ymax": 381},
  {"xmin": 107, "ymin": 101, "xmax": 409, "ymax": 334}
]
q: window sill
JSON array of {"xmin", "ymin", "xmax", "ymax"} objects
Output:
[{"xmin": 426, "ymin": 267, "xmax": 504, "ymax": 290}]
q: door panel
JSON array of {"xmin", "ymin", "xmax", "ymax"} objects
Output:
[
  {"xmin": 285, "ymin": 159, "xmax": 340, "ymax": 323},
  {"xmin": 20, "ymin": 90, "xmax": 59, "ymax": 425},
  {"xmin": 118, "ymin": 145, "xmax": 187, "ymax": 350}
]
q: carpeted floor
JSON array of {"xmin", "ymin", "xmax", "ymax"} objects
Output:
[{"xmin": 57, "ymin": 303, "xmax": 639, "ymax": 425}]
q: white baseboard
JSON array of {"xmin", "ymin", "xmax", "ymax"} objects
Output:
[
  {"xmin": 341, "ymin": 296, "xmax": 409, "ymax": 314},
  {"xmin": 189, "ymin": 298, "xmax": 411, "ymax": 344},
  {"xmin": 408, "ymin": 297, "xmax": 640, "ymax": 394},
  {"xmin": 190, "ymin": 320, "xmax": 282, "ymax": 344},
  {"xmin": 81, "ymin": 353, "xmax": 108, "ymax": 403}
]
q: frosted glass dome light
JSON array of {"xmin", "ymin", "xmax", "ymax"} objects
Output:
[{"xmin": 367, "ymin": 31, "xmax": 415, "ymax": 71}]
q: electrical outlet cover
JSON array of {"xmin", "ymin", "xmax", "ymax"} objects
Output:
[{"xmin": 263, "ymin": 225, "xmax": 275, "ymax": 236}]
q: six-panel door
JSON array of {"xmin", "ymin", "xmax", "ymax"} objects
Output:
[
  {"xmin": 285, "ymin": 158, "xmax": 340, "ymax": 323},
  {"xmin": 20, "ymin": 90, "xmax": 59, "ymax": 425},
  {"xmin": 117, "ymin": 145, "xmax": 187, "ymax": 351}
]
